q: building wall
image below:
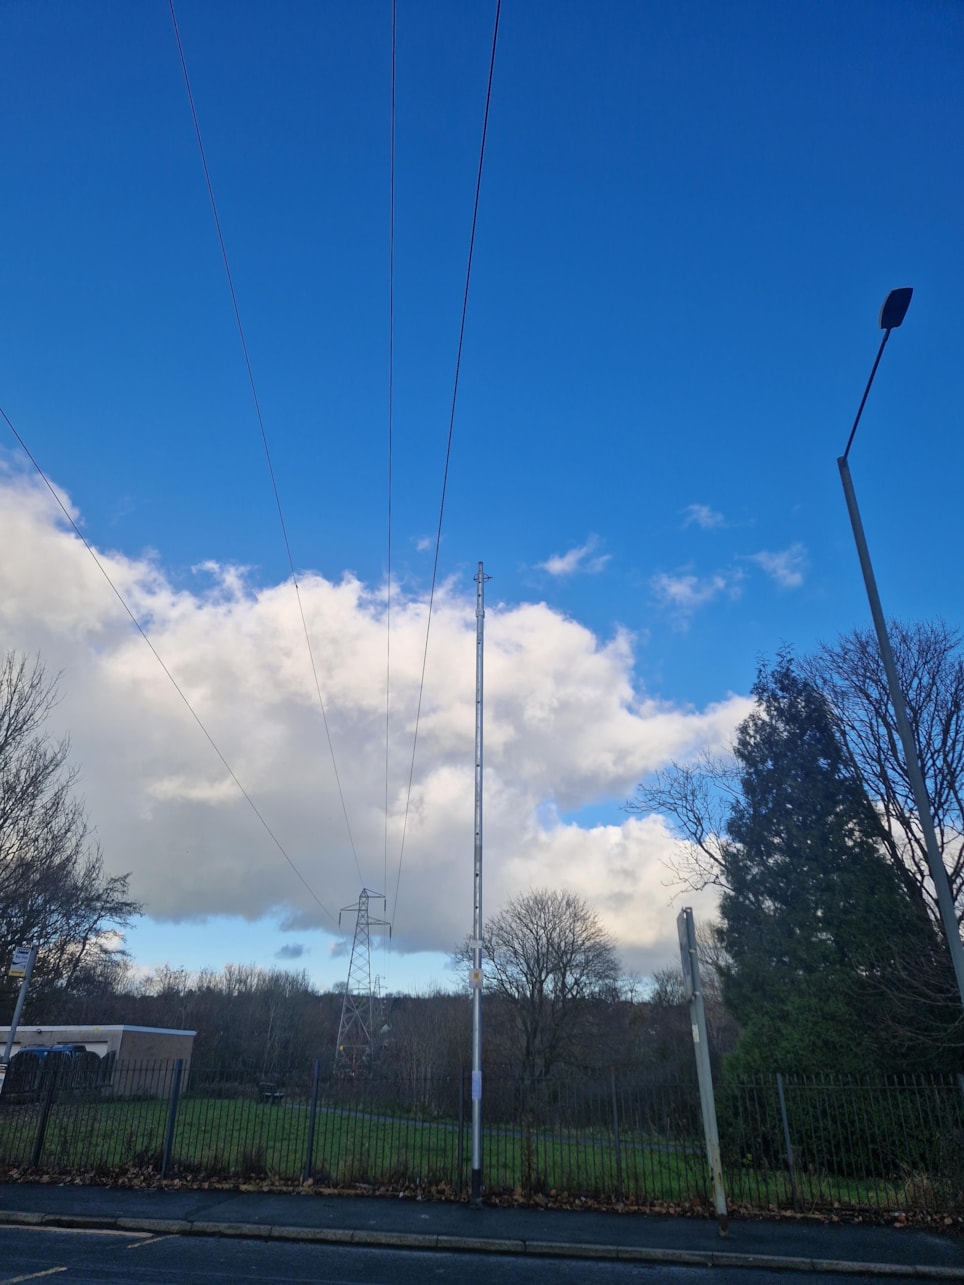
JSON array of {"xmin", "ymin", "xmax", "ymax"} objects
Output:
[
  {"xmin": 2, "ymin": 1025, "xmax": 124, "ymax": 1058},
  {"xmin": 0, "ymin": 1025, "xmax": 195, "ymax": 1096}
]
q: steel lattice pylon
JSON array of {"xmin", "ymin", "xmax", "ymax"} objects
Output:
[{"xmin": 334, "ymin": 888, "xmax": 390, "ymax": 1075}]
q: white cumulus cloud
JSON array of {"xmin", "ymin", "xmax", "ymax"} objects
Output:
[{"xmin": 0, "ymin": 470, "xmax": 750, "ymax": 979}]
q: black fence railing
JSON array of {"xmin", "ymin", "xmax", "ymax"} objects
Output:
[
  {"xmin": 718, "ymin": 1073, "xmax": 964, "ymax": 1214},
  {"xmin": 1, "ymin": 1059, "xmax": 961, "ymax": 1214}
]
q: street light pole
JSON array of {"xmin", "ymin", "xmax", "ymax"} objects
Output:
[{"xmin": 837, "ymin": 287, "xmax": 964, "ymax": 1018}]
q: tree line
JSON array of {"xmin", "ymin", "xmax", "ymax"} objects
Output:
[{"xmin": 11, "ymin": 903, "xmax": 723, "ymax": 1086}]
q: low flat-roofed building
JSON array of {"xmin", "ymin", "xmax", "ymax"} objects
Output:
[{"xmin": 0, "ymin": 1024, "xmax": 195, "ymax": 1095}]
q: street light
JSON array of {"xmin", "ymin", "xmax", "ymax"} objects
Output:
[{"xmin": 837, "ymin": 287, "xmax": 964, "ymax": 1019}]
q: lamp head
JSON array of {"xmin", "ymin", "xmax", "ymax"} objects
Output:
[{"xmin": 879, "ymin": 287, "xmax": 913, "ymax": 331}]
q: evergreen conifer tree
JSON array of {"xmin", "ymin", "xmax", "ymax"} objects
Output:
[{"xmin": 719, "ymin": 654, "xmax": 928, "ymax": 1075}]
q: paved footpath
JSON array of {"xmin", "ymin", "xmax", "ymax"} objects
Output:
[{"xmin": 0, "ymin": 1182, "xmax": 962, "ymax": 1278}]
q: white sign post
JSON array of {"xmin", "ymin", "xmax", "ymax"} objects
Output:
[
  {"xmin": 2, "ymin": 945, "xmax": 40, "ymax": 1079},
  {"xmin": 677, "ymin": 908, "xmax": 728, "ymax": 1235}
]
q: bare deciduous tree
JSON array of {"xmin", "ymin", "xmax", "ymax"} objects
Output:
[
  {"xmin": 632, "ymin": 749, "xmax": 740, "ymax": 892},
  {"xmin": 458, "ymin": 887, "xmax": 620, "ymax": 1082},
  {"xmin": 804, "ymin": 620, "xmax": 964, "ymax": 924},
  {"xmin": 632, "ymin": 622, "xmax": 964, "ymax": 921},
  {"xmin": 0, "ymin": 652, "xmax": 140, "ymax": 1008},
  {"xmin": 386, "ymin": 990, "xmax": 470, "ymax": 1103}
]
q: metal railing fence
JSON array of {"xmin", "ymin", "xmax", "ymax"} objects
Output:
[
  {"xmin": 1, "ymin": 1059, "xmax": 961, "ymax": 1214},
  {"xmin": 719, "ymin": 1073, "xmax": 964, "ymax": 1214}
]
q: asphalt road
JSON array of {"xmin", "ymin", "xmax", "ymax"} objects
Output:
[
  {"xmin": 0, "ymin": 1224, "xmax": 897, "ymax": 1284},
  {"xmin": 0, "ymin": 1182, "xmax": 961, "ymax": 1281}
]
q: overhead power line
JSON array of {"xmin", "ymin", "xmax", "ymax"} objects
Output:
[
  {"xmin": 390, "ymin": 0, "xmax": 502, "ymax": 926},
  {"xmin": 168, "ymin": 0, "xmax": 364, "ymax": 889}
]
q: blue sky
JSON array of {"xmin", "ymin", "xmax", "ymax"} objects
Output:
[{"xmin": 1, "ymin": 0, "xmax": 962, "ymax": 995}]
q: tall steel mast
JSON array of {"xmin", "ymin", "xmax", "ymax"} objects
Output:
[{"xmin": 470, "ymin": 561, "xmax": 488, "ymax": 1204}]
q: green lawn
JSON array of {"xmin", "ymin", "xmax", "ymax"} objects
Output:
[{"xmin": 0, "ymin": 1091, "xmax": 952, "ymax": 1213}]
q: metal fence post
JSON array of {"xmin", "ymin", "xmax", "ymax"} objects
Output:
[
  {"xmin": 775, "ymin": 1073, "xmax": 800, "ymax": 1210},
  {"xmin": 678, "ymin": 907, "xmax": 728, "ymax": 1234},
  {"xmin": 610, "ymin": 1067, "xmax": 623, "ymax": 1202},
  {"xmin": 457, "ymin": 1068, "xmax": 465, "ymax": 1197},
  {"xmin": 160, "ymin": 1059, "xmax": 184, "ymax": 1179},
  {"xmin": 30, "ymin": 1056, "xmax": 62, "ymax": 1169},
  {"xmin": 302, "ymin": 1059, "xmax": 320, "ymax": 1184}
]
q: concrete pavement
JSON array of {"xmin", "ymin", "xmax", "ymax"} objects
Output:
[{"xmin": 0, "ymin": 1182, "xmax": 961, "ymax": 1277}]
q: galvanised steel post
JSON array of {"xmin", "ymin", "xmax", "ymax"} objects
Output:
[
  {"xmin": 678, "ymin": 906, "xmax": 728, "ymax": 1234},
  {"xmin": 838, "ymin": 288, "xmax": 964, "ymax": 1021},
  {"xmin": 470, "ymin": 561, "xmax": 488, "ymax": 1205},
  {"xmin": 838, "ymin": 457, "xmax": 964, "ymax": 1015}
]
